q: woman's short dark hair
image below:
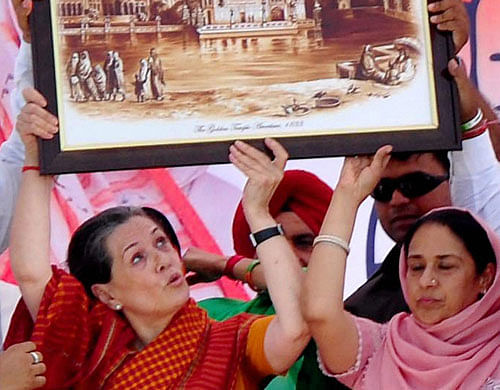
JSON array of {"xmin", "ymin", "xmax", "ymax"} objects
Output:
[
  {"xmin": 403, "ymin": 209, "xmax": 496, "ymax": 275},
  {"xmin": 67, "ymin": 206, "xmax": 180, "ymax": 297}
]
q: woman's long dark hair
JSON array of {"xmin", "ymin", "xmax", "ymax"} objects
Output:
[
  {"xmin": 67, "ymin": 206, "xmax": 180, "ymax": 297},
  {"xmin": 403, "ymin": 209, "xmax": 496, "ymax": 275}
]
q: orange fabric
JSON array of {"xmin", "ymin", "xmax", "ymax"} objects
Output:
[
  {"xmin": 4, "ymin": 267, "xmax": 276, "ymax": 389},
  {"xmin": 235, "ymin": 315, "xmax": 276, "ymax": 389}
]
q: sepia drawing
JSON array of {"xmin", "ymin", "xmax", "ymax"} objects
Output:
[
  {"xmin": 49, "ymin": 0, "xmax": 436, "ymax": 149},
  {"xmin": 30, "ymin": 0, "xmax": 460, "ymax": 173}
]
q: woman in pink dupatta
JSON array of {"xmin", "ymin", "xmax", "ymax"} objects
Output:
[{"xmin": 302, "ymin": 146, "xmax": 500, "ymax": 390}]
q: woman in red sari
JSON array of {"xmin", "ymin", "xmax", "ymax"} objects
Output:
[{"xmin": 6, "ymin": 88, "xmax": 309, "ymax": 389}]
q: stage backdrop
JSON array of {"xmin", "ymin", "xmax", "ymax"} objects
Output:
[{"xmin": 0, "ymin": 0, "xmax": 498, "ymax": 301}]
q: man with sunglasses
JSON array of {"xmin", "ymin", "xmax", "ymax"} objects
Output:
[{"xmin": 373, "ymin": 154, "xmax": 451, "ymax": 245}]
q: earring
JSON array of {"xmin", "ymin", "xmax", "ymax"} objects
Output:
[{"xmin": 115, "ymin": 303, "xmax": 123, "ymax": 310}]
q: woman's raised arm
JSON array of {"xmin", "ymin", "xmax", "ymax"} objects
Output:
[
  {"xmin": 302, "ymin": 146, "xmax": 392, "ymax": 374},
  {"xmin": 10, "ymin": 87, "xmax": 58, "ymax": 321},
  {"xmin": 229, "ymin": 138, "xmax": 309, "ymax": 373}
]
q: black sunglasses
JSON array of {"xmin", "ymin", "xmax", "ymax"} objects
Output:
[{"xmin": 371, "ymin": 171, "xmax": 449, "ymax": 203}]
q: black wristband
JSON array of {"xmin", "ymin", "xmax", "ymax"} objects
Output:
[{"xmin": 249, "ymin": 224, "xmax": 284, "ymax": 248}]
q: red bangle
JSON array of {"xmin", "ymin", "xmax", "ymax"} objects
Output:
[
  {"xmin": 223, "ymin": 255, "xmax": 245, "ymax": 278},
  {"xmin": 462, "ymin": 120, "xmax": 488, "ymax": 140},
  {"xmin": 22, "ymin": 165, "xmax": 40, "ymax": 172}
]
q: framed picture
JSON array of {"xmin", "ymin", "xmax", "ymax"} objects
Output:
[{"xmin": 31, "ymin": 0, "xmax": 460, "ymax": 174}]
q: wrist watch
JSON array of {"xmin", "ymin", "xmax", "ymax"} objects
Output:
[{"xmin": 249, "ymin": 224, "xmax": 284, "ymax": 248}]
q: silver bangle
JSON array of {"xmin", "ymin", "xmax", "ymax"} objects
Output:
[{"xmin": 313, "ymin": 235, "xmax": 350, "ymax": 255}]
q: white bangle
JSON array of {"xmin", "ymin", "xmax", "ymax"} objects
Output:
[
  {"xmin": 313, "ymin": 235, "xmax": 350, "ymax": 255},
  {"xmin": 461, "ymin": 108, "xmax": 483, "ymax": 131}
]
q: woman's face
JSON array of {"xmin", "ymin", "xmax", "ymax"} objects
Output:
[
  {"xmin": 405, "ymin": 223, "xmax": 492, "ymax": 325},
  {"xmin": 104, "ymin": 215, "xmax": 189, "ymax": 321}
]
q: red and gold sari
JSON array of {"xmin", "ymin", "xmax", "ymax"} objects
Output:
[{"xmin": 5, "ymin": 267, "xmax": 276, "ymax": 389}]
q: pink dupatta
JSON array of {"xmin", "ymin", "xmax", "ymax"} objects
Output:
[{"xmin": 364, "ymin": 208, "xmax": 500, "ymax": 389}]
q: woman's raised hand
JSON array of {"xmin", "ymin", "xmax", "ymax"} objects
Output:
[
  {"xmin": 337, "ymin": 145, "xmax": 392, "ymax": 205},
  {"xmin": 16, "ymin": 87, "xmax": 58, "ymax": 164},
  {"xmin": 229, "ymin": 138, "xmax": 288, "ymax": 223},
  {"xmin": 230, "ymin": 139, "xmax": 309, "ymax": 373}
]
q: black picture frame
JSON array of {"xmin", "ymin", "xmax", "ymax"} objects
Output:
[{"xmin": 31, "ymin": 0, "xmax": 460, "ymax": 174}]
